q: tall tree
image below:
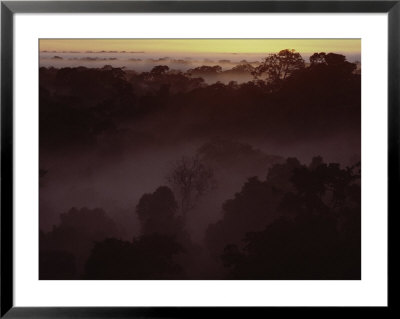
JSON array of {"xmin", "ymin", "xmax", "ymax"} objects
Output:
[
  {"xmin": 136, "ymin": 186, "xmax": 183, "ymax": 237},
  {"xmin": 166, "ymin": 156, "xmax": 216, "ymax": 222},
  {"xmin": 252, "ymin": 49, "xmax": 305, "ymax": 84}
]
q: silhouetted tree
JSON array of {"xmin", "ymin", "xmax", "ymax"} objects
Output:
[
  {"xmin": 227, "ymin": 63, "xmax": 255, "ymax": 73},
  {"xmin": 166, "ymin": 156, "xmax": 216, "ymax": 222},
  {"xmin": 150, "ymin": 65, "xmax": 170, "ymax": 76},
  {"xmin": 187, "ymin": 65, "xmax": 222, "ymax": 76},
  {"xmin": 252, "ymin": 49, "xmax": 305, "ymax": 84},
  {"xmin": 136, "ymin": 186, "xmax": 184, "ymax": 237},
  {"xmin": 234, "ymin": 63, "xmax": 255, "ymax": 73},
  {"xmin": 309, "ymin": 52, "xmax": 357, "ymax": 74},
  {"xmin": 309, "ymin": 52, "xmax": 327, "ymax": 65},
  {"xmin": 220, "ymin": 157, "xmax": 361, "ymax": 279}
]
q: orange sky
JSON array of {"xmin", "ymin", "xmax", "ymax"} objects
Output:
[{"xmin": 40, "ymin": 39, "xmax": 361, "ymax": 54}]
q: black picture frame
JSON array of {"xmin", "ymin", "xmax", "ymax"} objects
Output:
[{"xmin": 1, "ymin": 1, "xmax": 397, "ymax": 317}]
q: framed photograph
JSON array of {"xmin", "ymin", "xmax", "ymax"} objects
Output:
[{"xmin": 1, "ymin": 0, "xmax": 396, "ymax": 317}]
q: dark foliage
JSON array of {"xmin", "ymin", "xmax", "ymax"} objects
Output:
[
  {"xmin": 205, "ymin": 158, "xmax": 302, "ymax": 257},
  {"xmin": 39, "ymin": 207, "xmax": 118, "ymax": 278},
  {"xmin": 39, "ymin": 234, "xmax": 77, "ymax": 280},
  {"xmin": 136, "ymin": 186, "xmax": 185, "ymax": 237},
  {"xmin": 84, "ymin": 235, "xmax": 183, "ymax": 280},
  {"xmin": 39, "ymin": 50, "xmax": 361, "ymax": 280},
  {"xmin": 39, "ymin": 51, "xmax": 359, "ymax": 152},
  {"xmin": 252, "ymin": 49, "xmax": 305, "ymax": 83},
  {"xmin": 220, "ymin": 158, "xmax": 361, "ymax": 279}
]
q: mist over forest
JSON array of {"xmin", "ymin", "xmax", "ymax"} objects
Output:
[
  {"xmin": 40, "ymin": 50, "xmax": 361, "ymax": 83},
  {"xmin": 39, "ymin": 49, "xmax": 361, "ymax": 280}
]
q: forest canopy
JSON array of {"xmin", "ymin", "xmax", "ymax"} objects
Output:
[{"xmin": 39, "ymin": 49, "xmax": 361, "ymax": 280}]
